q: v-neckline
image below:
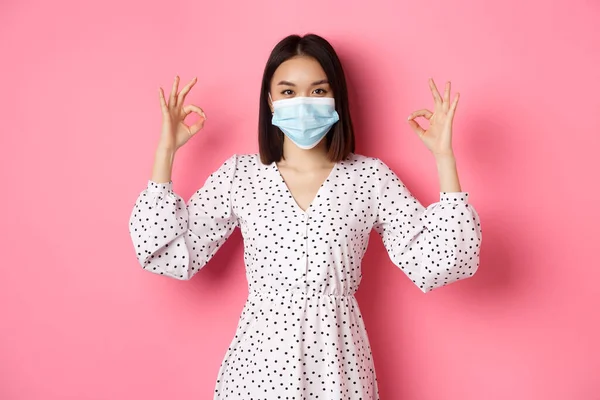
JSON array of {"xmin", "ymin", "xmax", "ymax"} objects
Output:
[{"xmin": 272, "ymin": 160, "xmax": 339, "ymax": 215}]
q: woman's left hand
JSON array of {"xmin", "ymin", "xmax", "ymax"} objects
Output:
[{"xmin": 407, "ymin": 78, "xmax": 459, "ymax": 157}]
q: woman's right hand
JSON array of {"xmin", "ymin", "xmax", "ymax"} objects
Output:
[{"xmin": 157, "ymin": 75, "xmax": 206, "ymax": 152}]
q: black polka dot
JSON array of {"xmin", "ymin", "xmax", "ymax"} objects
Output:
[{"xmin": 128, "ymin": 153, "xmax": 482, "ymax": 399}]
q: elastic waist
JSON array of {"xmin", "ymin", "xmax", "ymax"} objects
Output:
[{"xmin": 249, "ymin": 288, "xmax": 356, "ymax": 299}]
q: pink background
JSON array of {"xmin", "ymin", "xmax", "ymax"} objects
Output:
[{"xmin": 1, "ymin": 0, "xmax": 599, "ymax": 399}]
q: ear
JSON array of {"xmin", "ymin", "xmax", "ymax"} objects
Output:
[{"xmin": 268, "ymin": 92, "xmax": 274, "ymax": 114}]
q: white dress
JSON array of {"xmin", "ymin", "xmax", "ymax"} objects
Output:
[{"xmin": 128, "ymin": 152, "xmax": 482, "ymax": 399}]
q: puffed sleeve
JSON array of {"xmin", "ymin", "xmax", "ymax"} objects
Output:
[
  {"xmin": 128, "ymin": 154, "xmax": 239, "ymax": 280},
  {"xmin": 372, "ymin": 158, "xmax": 482, "ymax": 293}
]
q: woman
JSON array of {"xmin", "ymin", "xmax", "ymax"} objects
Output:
[{"xmin": 129, "ymin": 33, "xmax": 482, "ymax": 399}]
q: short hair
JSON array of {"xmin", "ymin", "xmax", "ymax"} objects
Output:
[{"xmin": 258, "ymin": 34, "xmax": 355, "ymax": 164}]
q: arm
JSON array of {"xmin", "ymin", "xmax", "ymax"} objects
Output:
[
  {"xmin": 151, "ymin": 146, "xmax": 176, "ymax": 184},
  {"xmin": 435, "ymin": 153, "xmax": 462, "ymax": 193},
  {"xmin": 373, "ymin": 158, "xmax": 482, "ymax": 293},
  {"xmin": 128, "ymin": 154, "xmax": 239, "ymax": 280}
]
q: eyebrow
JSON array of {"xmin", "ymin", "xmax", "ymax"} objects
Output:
[{"xmin": 277, "ymin": 79, "xmax": 330, "ymax": 86}]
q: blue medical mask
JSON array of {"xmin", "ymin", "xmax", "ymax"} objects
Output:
[{"xmin": 270, "ymin": 95, "xmax": 340, "ymax": 149}]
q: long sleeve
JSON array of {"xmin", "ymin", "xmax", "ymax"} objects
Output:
[
  {"xmin": 372, "ymin": 158, "xmax": 482, "ymax": 293},
  {"xmin": 128, "ymin": 154, "xmax": 239, "ymax": 280}
]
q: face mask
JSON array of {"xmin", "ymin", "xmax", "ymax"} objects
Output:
[{"xmin": 270, "ymin": 95, "xmax": 340, "ymax": 149}]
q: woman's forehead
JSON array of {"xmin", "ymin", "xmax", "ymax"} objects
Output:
[{"xmin": 272, "ymin": 56, "xmax": 328, "ymax": 85}]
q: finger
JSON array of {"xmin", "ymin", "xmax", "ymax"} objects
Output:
[
  {"xmin": 408, "ymin": 109, "xmax": 433, "ymax": 120},
  {"xmin": 429, "ymin": 78, "xmax": 442, "ymax": 106},
  {"xmin": 169, "ymin": 75, "xmax": 180, "ymax": 108},
  {"xmin": 448, "ymin": 92, "xmax": 460, "ymax": 119},
  {"xmin": 183, "ymin": 104, "xmax": 206, "ymax": 119},
  {"xmin": 183, "ymin": 104, "xmax": 207, "ymax": 135},
  {"xmin": 443, "ymin": 81, "xmax": 451, "ymax": 110},
  {"xmin": 407, "ymin": 119, "xmax": 425, "ymax": 138},
  {"xmin": 178, "ymin": 77, "xmax": 198, "ymax": 106},
  {"xmin": 158, "ymin": 87, "xmax": 168, "ymax": 114}
]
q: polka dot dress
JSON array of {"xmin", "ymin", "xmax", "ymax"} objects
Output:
[{"xmin": 128, "ymin": 153, "xmax": 482, "ymax": 399}]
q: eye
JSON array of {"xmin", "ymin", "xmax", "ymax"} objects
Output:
[
  {"xmin": 313, "ymin": 88, "xmax": 328, "ymax": 95},
  {"xmin": 280, "ymin": 89, "xmax": 294, "ymax": 96}
]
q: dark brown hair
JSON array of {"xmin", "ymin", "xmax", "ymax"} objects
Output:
[{"xmin": 258, "ymin": 34, "xmax": 355, "ymax": 164}]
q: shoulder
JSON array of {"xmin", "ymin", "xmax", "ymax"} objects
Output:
[
  {"xmin": 220, "ymin": 153, "xmax": 272, "ymax": 178},
  {"xmin": 234, "ymin": 153, "xmax": 270, "ymax": 170},
  {"xmin": 235, "ymin": 153, "xmax": 263, "ymax": 166},
  {"xmin": 343, "ymin": 153, "xmax": 388, "ymax": 171},
  {"xmin": 345, "ymin": 153, "xmax": 401, "ymax": 188},
  {"xmin": 216, "ymin": 153, "xmax": 262, "ymax": 167}
]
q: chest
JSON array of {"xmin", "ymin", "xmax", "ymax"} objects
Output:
[
  {"xmin": 277, "ymin": 166, "xmax": 333, "ymax": 212},
  {"xmin": 233, "ymin": 163, "xmax": 378, "ymax": 248}
]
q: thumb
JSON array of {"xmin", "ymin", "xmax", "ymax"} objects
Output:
[
  {"xmin": 407, "ymin": 117, "xmax": 425, "ymax": 139},
  {"xmin": 183, "ymin": 105, "xmax": 207, "ymax": 136}
]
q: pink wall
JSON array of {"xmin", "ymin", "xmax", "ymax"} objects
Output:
[{"xmin": 1, "ymin": 0, "xmax": 599, "ymax": 399}]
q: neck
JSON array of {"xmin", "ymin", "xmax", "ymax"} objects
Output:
[{"xmin": 280, "ymin": 137, "xmax": 331, "ymax": 169}]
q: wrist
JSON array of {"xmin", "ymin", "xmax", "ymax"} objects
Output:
[
  {"xmin": 155, "ymin": 145, "xmax": 177, "ymax": 158},
  {"xmin": 434, "ymin": 152, "xmax": 456, "ymax": 163}
]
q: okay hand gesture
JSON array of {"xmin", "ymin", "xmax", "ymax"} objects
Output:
[
  {"xmin": 407, "ymin": 78, "xmax": 459, "ymax": 157},
  {"xmin": 157, "ymin": 76, "xmax": 207, "ymax": 152}
]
